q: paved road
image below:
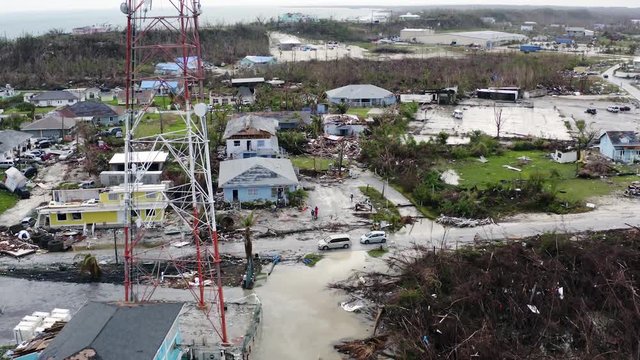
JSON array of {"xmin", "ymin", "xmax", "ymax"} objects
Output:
[{"xmin": 603, "ymin": 65, "xmax": 640, "ymax": 102}]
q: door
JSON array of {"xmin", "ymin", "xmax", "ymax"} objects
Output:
[
  {"xmin": 232, "ymin": 189, "xmax": 239, "ymax": 201},
  {"xmin": 246, "ymin": 140, "xmax": 251, "ymax": 151}
]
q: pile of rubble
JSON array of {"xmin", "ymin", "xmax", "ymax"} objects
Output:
[
  {"xmin": 306, "ymin": 136, "xmax": 361, "ymax": 159},
  {"xmin": 0, "ymin": 232, "xmax": 39, "ymax": 257},
  {"xmin": 436, "ymin": 215, "xmax": 494, "ymax": 228},
  {"xmin": 625, "ymin": 181, "xmax": 640, "ymax": 197}
]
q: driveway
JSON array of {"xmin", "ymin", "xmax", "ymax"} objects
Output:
[{"xmin": 603, "ymin": 64, "xmax": 640, "ymax": 102}]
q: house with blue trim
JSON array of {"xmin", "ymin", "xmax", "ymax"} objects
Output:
[
  {"xmin": 223, "ymin": 115, "xmax": 281, "ymax": 159},
  {"xmin": 218, "ymin": 157, "xmax": 299, "ymax": 203},
  {"xmin": 598, "ymin": 131, "xmax": 640, "ymax": 163},
  {"xmin": 36, "ymin": 302, "xmax": 184, "ymax": 360}
]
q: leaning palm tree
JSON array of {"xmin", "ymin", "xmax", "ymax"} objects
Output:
[{"xmin": 241, "ymin": 212, "xmax": 256, "ymax": 289}]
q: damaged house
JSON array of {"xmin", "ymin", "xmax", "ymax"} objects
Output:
[
  {"xmin": 598, "ymin": 131, "xmax": 640, "ymax": 163},
  {"xmin": 223, "ymin": 115, "xmax": 283, "ymax": 159},
  {"xmin": 218, "ymin": 157, "xmax": 299, "ymax": 203},
  {"xmin": 323, "ymin": 114, "xmax": 367, "ymax": 137}
]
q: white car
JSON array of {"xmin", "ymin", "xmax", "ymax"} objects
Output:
[
  {"xmin": 607, "ymin": 106, "xmax": 619, "ymax": 113},
  {"xmin": 360, "ymin": 231, "xmax": 387, "ymax": 244},
  {"xmin": 317, "ymin": 234, "xmax": 351, "ymax": 250}
]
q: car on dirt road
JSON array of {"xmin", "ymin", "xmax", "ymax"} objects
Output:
[
  {"xmin": 585, "ymin": 108, "xmax": 597, "ymax": 115},
  {"xmin": 607, "ymin": 106, "xmax": 619, "ymax": 113},
  {"xmin": 318, "ymin": 234, "xmax": 351, "ymax": 250},
  {"xmin": 360, "ymin": 231, "xmax": 387, "ymax": 244},
  {"xmin": 619, "ymin": 105, "xmax": 631, "ymax": 112}
]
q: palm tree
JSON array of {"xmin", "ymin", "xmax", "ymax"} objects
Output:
[
  {"xmin": 78, "ymin": 254, "xmax": 102, "ymax": 281},
  {"xmin": 241, "ymin": 212, "xmax": 256, "ymax": 289}
]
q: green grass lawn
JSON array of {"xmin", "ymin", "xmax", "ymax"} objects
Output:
[
  {"xmin": 291, "ymin": 156, "xmax": 333, "ymax": 171},
  {"xmin": 346, "ymin": 108, "xmax": 371, "ymax": 118},
  {"xmin": 0, "ymin": 192, "xmax": 19, "ymax": 215},
  {"xmin": 359, "ymin": 186, "xmax": 400, "ymax": 218},
  {"xmin": 448, "ymin": 150, "xmax": 637, "ymax": 202},
  {"xmin": 134, "ymin": 113, "xmax": 187, "ymax": 138}
]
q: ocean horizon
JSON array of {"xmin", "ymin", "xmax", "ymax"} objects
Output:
[{"xmin": 0, "ymin": 6, "xmax": 387, "ymax": 39}]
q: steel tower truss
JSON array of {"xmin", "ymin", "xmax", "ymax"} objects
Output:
[{"xmin": 121, "ymin": 0, "xmax": 228, "ymax": 343}]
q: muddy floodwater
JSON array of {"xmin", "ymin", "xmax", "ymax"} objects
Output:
[{"xmin": 252, "ymin": 250, "xmax": 380, "ymax": 359}]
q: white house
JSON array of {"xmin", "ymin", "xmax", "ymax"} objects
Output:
[
  {"xmin": 65, "ymin": 87, "xmax": 101, "ymax": 101},
  {"xmin": 0, "ymin": 130, "xmax": 32, "ymax": 161},
  {"xmin": 323, "ymin": 114, "xmax": 367, "ymax": 137},
  {"xmin": 551, "ymin": 149, "xmax": 577, "ymax": 164},
  {"xmin": 223, "ymin": 115, "xmax": 281, "ymax": 159},
  {"xmin": 27, "ymin": 91, "xmax": 79, "ymax": 107},
  {"xmin": 0, "ymin": 84, "xmax": 16, "ymax": 99},
  {"xmin": 633, "ymin": 57, "xmax": 640, "ymax": 69},
  {"xmin": 520, "ymin": 24, "xmax": 534, "ymax": 32},
  {"xmin": 326, "ymin": 84, "xmax": 396, "ymax": 107}
]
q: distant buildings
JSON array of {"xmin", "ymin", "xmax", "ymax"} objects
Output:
[
  {"xmin": 520, "ymin": 22, "xmax": 537, "ymax": 32},
  {"xmin": 21, "ymin": 114, "xmax": 78, "ymax": 139},
  {"xmin": 400, "ymin": 29, "xmax": 527, "ymax": 48},
  {"xmin": 278, "ymin": 12, "xmax": 317, "ymax": 23},
  {"xmin": 565, "ymin": 27, "xmax": 595, "ymax": 37},
  {"xmin": 26, "ymin": 91, "xmax": 79, "ymax": 107},
  {"xmin": 278, "ymin": 38, "xmax": 302, "ymax": 51},
  {"xmin": 64, "ymin": 87, "xmax": 101, "ymax": 101},
  {"xmin": 481, "ymin": 17, "xmax": 496, "ymax": 24},
  {"xmin": 326, "ymin": 84, "xmax": 396, "ymax": 107},
  {"xmin": 57, "ymin": 101, "xmax": 125, "ymax": 126},
  {"xmin": 323, "ymin": 114, "xmax": 366, "ymax": 137},
  {"xmin": 139, "ymin": 80, "xmax": 181, "ymax": 95},
  {"xmin": 71, "ymin": 24, "xmax": 113, "ymax": 35},
  {"xmin": 399, "ymin": 12, "xmax": 421, "ymax": 20},
  {"xmin": 239, "ymin": 56, "xmax": 277, "ymax": 68}
]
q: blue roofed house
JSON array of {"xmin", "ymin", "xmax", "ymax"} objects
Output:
[
  {"xmin": 326, "ymin": 84, "xmax": 396, "ymax": 107},
  {"xmin": 223, "ymin": 115, "xmax": 282, "ymax": 159},
  {"xmin": 239, "ymin": 56, "xmax": 277, "ymax": 68},
  {"xmin": 598, "ymin": 131, "xmax": 640, "ymax": 163},
  {"xmin": 140, "ymin": 80, "xmax": 181, "ymax": 95},
  {"xmin": 218, "ymin": 157, "xmax": 299, "ymax": 203},
  {"xmin": 37, "ymin": 302, "xmax": 184, "ymax": 360}
]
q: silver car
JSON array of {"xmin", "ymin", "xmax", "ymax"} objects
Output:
[
  {"xmin": 318, "ymin": 234, "xmax": 351, "ymax": 250},
  {"xmin": 360, "ymin": 231, "xmax": 387, "ymax": 244}
]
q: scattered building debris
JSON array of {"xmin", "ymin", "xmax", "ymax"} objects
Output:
[
  {"xmin": 436, "ymin": 215, "xmax": 494, "ymax": 228},
  {"xmin": 625, "ymin": 181, "xmax": 640, "ymax": 197}
]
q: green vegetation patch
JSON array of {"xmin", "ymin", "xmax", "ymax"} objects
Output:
[
  {"xmin": 291, "ymin": 156, "xmax": 333, "ymax": 171},
  {"xmin": 367, "ymin": 247, "xmax": 389, "ymax": 258},
  {"xmin": 302, "ymin": 253, "xmax": 324, "ymax": 267},
  {"xmin": 0, "ymin": 192, "xmax": 19, "ymax": 216}
]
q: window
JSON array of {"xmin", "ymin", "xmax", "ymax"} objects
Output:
[
  {"xmin": 271, "ymin": 188, "xmax": 278, "ymax": 197},
  {"xmin": 146, "ymin": 209, "xmax": 156, "ymax": 217},
  {"xmin": 72, "ymin": 213, "xmax": 82, "ymax": 220},
  {"xmin": 233, "ymin": 140, "xmax": 241, "ymax": 147},
  {"xmin": 247, "ymin": 188, "xmax": 259, "ymax": 196},
  {"xmin": 257, "ymin": 140, "xmax": 265, "ymax": 147},
  {"xmin": 57, "ymin": 213, "xmax": 67, "ymax": 221},
  {"xmin": 108, "ymin": 193, "xmax": 120, "ymax": 201}
]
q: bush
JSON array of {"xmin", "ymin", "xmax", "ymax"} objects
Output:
[
  {"xmin": 512, "ymin": 140, "xmax": 536, "ymax": 151},
  {"xmin": 286, "ymin": 188, "xmax": 308, "ymax": 207},
  {"xmin": 278, "ymin": 131, "xmax": 307, "ymax": 155}
]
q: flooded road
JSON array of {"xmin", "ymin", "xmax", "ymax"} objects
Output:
[{"xmin": 252, "ymin": 250, "xmax": 383, "ymax": 360}]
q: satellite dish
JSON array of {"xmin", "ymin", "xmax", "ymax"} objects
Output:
[
  {"xmin": 193, "ymin": 103, "xmax": 208, "ymax": 117},
  {"xmin": 120, "ymin": 2, "xmax": 130, "ymax": 15}
]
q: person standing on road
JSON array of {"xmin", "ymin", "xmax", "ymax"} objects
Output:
[
  {"xmin": 311, "ymin": 209, "xmax": 315, "ymax": 220},
  {"xmin": 314, "ymin": 206, "xmax": 319, "ymax": 220},
  {"xmin": 350, "ymin": 193, "xmax": 354, "ymax": 202}
]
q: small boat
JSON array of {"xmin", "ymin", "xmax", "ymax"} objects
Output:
[{"xmin": 452, "ymin": 109, "xmax": 463, "ymax": 119}]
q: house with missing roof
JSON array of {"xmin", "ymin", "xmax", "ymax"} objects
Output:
[
  {"xmin": 57, "ymin": 101, "xmax": 126, "ymax": 126},
  {"xmin": 139, "ymin": 81, "xmax": 181, "ymax": 95},
  {"xmin": 0, "ymin": 84, "xmax": 16, "ymax": 99},
  {"xmin": 218, "ymin": 157, "xmax": 299, "ymax": 203},
  {"xmin": 27, "ymin": 91, "xmax": 79, "ymax": 107},
  {"xmin": 37, "ymin": 302, "xmax": 184, "ymax": 360},
  {"xmin": 21, "ymin": 114, "xmax": 78, "ymax": 139},
  {"xmin": 0, "ymin": 130, "xmax": 32, "ymax": 161},
  {"xmin": 100, "ymin": 151, "xmax": 168, "ymax": 186},
  {"xmin": 598, "ymin": 131, "xmax": 640, "ymax": 163},
  {"xmin": 116, "ymin": 90, "xmax": 156, "ymax": 106},
  {"xmin": 326, "ymin": 84, "xmax": 396, "ymax": 108},
  {"xmin": 232, "ymin": 111, "xmax": 312, "ymax": 130},
  {"xmin": 323, "ymin": 114, "xmax": 367, "ymax": 137},
  {"xmin": 223, "ymin": 115, "xmax": 281, "ymax": 159}
]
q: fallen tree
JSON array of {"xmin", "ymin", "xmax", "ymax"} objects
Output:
[{"xmin": 332, "ymin": 229, "xmax": 640, "ymax": 359}]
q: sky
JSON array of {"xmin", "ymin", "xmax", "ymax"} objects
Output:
[{"xmin": 7, "ymin": 0, "xmax": 640, "ymax": 12}]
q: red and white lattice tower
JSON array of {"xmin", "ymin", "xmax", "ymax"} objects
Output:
[{"xmin": 120, "ymin": 0, "xmax": 228, "ymax": 343}]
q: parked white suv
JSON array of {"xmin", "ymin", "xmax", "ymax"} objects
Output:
[
  {"xmin": 607, "ymin": 106, "xmax": 620, "ymax": 113},
  {"xmin": 318, "ymin": 234, "xmax": 351, "ymax": 250},
  {"xmin": 360, "ymin": 231, "xmax": 387, "ymax": 244}
]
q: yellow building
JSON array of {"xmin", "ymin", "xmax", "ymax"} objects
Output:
[{"xmin": 36, "ymin": 183, "xmax": 169, "ymax": 229}]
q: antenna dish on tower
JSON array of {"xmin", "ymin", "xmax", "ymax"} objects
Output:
[{"xmin": 119, "ymin": 2, "xmax": 130, "ymax": 15}]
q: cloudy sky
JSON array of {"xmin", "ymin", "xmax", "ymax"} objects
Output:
[{"xmin": 9, "ymin": 0, "xmax": 640, "ymax": 12}]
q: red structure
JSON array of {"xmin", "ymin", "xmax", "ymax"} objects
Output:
[{"xmin": 121, "ymin": 0, "xmax": 228, "ymax": 344}]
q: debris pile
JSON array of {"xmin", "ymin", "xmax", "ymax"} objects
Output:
[
  {"xmin": 577, "ymin": 158, "xmax": 618, "ymax": 178},
  {"xmin": 332, "ymin": 230, "xmax": 640, "ymax": 359},
  {"xmin": 306, "ymin": 136, "xmax": 361, "ymax": 159},
  {"xmin": 436, "ymin": 215, "xmax": 493, "ymax": 228},
  {"xmin": 624, "ymin": 181, "xmax": 640, "ymax": 197},
  {"xmin": 0, "ymin": 234, "xmax": 39, "ymax": 257}
]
